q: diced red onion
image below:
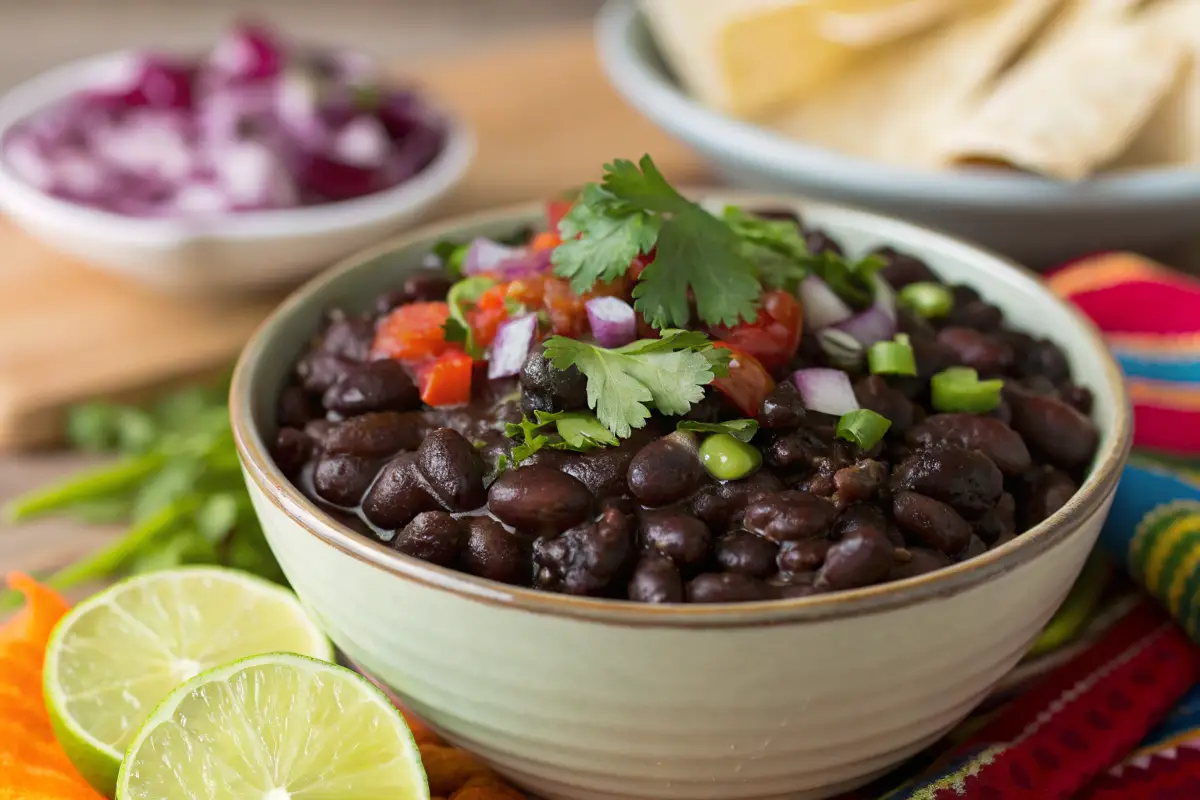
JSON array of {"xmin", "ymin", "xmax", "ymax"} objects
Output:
[
  {"xmin": 585, "ymin": 296, "xmax": 637, "ymax": 348},
  {"xmin": 800, "ymin": 276, "xmax": 853, "ymax": 330},
  {"xmin": 209, "ymin": 23, "xmax": 284, "ymax": 82},
  {"xmin": 461, "ymin": 238, "xmax": 554, "ymax": 279},
  {"xmin": 833, "ymin": 306, "xmax": 896, "ymax": 347},
  {"xmin": 331, "ymin": 116, "xmax": 389, "ymax": 168},
  {"xmin": 488, "ymin": 314, "xmax": 538, "ymax": 379},
  {"xmin": 212, "ymin": 140, "xmax": 297, "ymax": 208},
  {"xmin": 791, "ymin": 368, "xmax": 860, "ymax": 416},
  {"xmin": 127, "ymin": 57, "xmax": 196, "ymax": 110}
]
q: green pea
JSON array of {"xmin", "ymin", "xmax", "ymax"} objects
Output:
[{"xmin": 700, "ymin": 433, "xmax": 762, "ymax": 481}]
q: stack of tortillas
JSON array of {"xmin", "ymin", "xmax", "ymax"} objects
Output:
[{"xmin": 642, "ymin": 0, "xmax": 1200, "ymax": 180}]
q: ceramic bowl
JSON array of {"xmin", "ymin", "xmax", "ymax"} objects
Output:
[
  {"xmin": 595, "ymin": 0, "xmax": 1200, "ymax": 267},
  {"xmin": 0, "ymin": 50, "xmax": 474, "ymax": 295},
  {"xmin": 231, "ymin": 196, "xmax": 1131, "ymax": 800}
]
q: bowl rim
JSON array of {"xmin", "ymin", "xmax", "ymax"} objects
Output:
[
  {"xmin": 230, "ymin": 194, "xmax": 1132, "ymax": 629},
  {"xmin": 0, "ymin": 48, "xmax": 476, "ymax": 246},
  {"xmin": 594, "ymin": 0, "xmax": 1200, "ymax": 212}
]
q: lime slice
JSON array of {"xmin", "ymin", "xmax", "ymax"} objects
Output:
[
  {"xmin": 44, "ymin": 567, "xmax": 333, "ymax": 796},
  {"xmin": 116, "ymin": 652, "xmax": 428, "ymax": 799}
]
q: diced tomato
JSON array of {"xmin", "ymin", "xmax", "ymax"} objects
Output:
[
  {"xmin": 546, "ymin": 199, "xmax": 574, "ymax": 233},
  {"xmin": 628, "ymin": 250, "xmax": 655, "ymax": 281},
  {"xmin": 529, "ymin": 231, "xmax": 562, "ymax": 252},
  {"xmin": 372, "ymin": 301, "xmax": 451, "ymax": 361},
  {"xmin": 708, "ymin": 290, "xmax": 803, "ymax": 371},
  {"xmin": 543, "ymin": 277, "xmax": 588, "ymax": 337},
  {"xmin": 418, "ymin": 350, "xmax": 473, "ymax": 407},
  {"xmin": 584, "ymin": 276, "xmax": 629, "ymax": 300},
  {"xmin": 505, "ymin": 278, "xmax": 545, "ymax": 309},
  {"xmin": 711, "ymin": 343, "xmax": 776, "ymax": 418}
]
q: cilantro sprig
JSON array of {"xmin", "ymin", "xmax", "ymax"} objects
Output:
[
  {"xmin": 541, "ymin": 330, "xmax": 731, "ymax": 438},
  {"xmin": 504, "ymin": 410, "xmax": 620, "ymax": 464},
  {"xmin": 676, "ymin": 418, "xmax": 759, "ymax": 443},
  {"xmin": 552, "ymin": 156, "xmax": 761, "ymax": 330}
]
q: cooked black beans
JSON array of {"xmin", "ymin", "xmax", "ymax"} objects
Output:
[
  {"xmin": 488, "ymin": 465, "xmax": 593, "ymax": 534},
  {"xmin": 275, "ymin": 228, "xmax": 1102, "ymax": 604}
]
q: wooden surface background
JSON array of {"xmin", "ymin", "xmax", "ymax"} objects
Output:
[{"xmin": 0, "ymin": 2, "xmax": 712, "ymax": 588}]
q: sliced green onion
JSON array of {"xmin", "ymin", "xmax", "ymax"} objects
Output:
[
  {"xmin": 898, "ymin": 282, "xmax": 953, "ymax": 318},
  {"xmin": 817, "ymin": 329, "xmax": 864, "ymax": 371},
  {"xmin": 931, "ymin": 367, "xmax": 1004, "ymax": 413},
  {"xmin": 836, "ymin": 409, "xmax": 892, "ymax": 449},
  {"xmin": 867, "ymin": 334, "xmax": 917, "ymax": 376}
]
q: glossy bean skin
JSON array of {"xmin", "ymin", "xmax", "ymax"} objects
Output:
[
  {"xmin": 891, "ymin": 445, "xmax": 1003, "ymax": 518},
  {"xmin": 627, "ymin": 433, "xmax": 706, "ymax": 508},
  {"xmin": 324, "ymin": 411, "xmax": 427, "ymax": 457},
  {"xmin": 831, "ymin": 459, "xmax": 887, "ymax": 508},
  {"xmin": 278, "ymin": 385, "xmax": 316, "ymax": 428},
  {"xmin": 628, "ymin": 555, "xmax": 684, "ymax": 603},
  {"xmin": 906, "ymin": 413, "xmax": 1031, "ymax": 476},
  {"xmin": 935, "ymin": 327, "xmax": 1014, "ymax": 375},
  {"xmin": 1025, "ymin": 466, "xmax": 1079, "ymax": 527},
  {"xmin": 297, "ymin": 352, "xmax": 354, "ymax": 394},
  {"xmin": 487, "ymin": 465, "xmax": 593, "ymax": 534},
  {"xmin": 759, "ymin": 382, "xmax": 808, "ymax": 430},
  {"xmin": 393, "ymin": 511, "xmax": 463, "ymax": 566},
  {"xmin": 776, "ymin": 539, "xmax": 831, "ymax": 573},
  {"xmin": 888, "ymin": 547, "xmax": 951, "ymax": 581},
  {"xmin": 460, "ymin": 516, "xmax": 530, "ymax": 586},
  {"xmin": 874, "ymin": 246, "xmax": 938, "ymax": 288},
  {"xmin": 816, "ymin": 528, "xmax": 895, "ymax": 591},
  {"xmin": 519, "ymin": 343, "xmax": 589, "ymax": 416},
  {"xmin": 323, "ymin": 360, "xmax": 420, "ymax": 416},
  {"xmin": 715, "ymin": 531, "xmax": 779, "ymax": 577},
  {"xmin": 534, "ymin": 505, "xmax": 634, "ymax": 595},
  {"xmin": 974, "ymin": 492, "xmax": 1016, "ymax": 545},
  {"xmin": 316, "ymin": 314, "xmax": 374, "ymax": 362},
  {"xmin": 743, "ymin": 491, "xmax": 838, "ymax": 542},
  {"xmin": 854, "ymin": 376, "xmax": 917, "ymax": 435},
  {"xmin": 360, "ymin": 453, "xmax": 437, "ymax": 530},
  {"xmin": 552, "ymin": 429, "xmax": 657, "ymax": 499},
  {"xmin": 1008, "ymin": 391, "xmax": 1099, "ymax": 468},
  {"xmin": 639, "ymin": 508, "xmax": 712, "ymax": 568},
  {"xmin": 272, "ymin": 428, "xmax": 311, "ymax": 478},
  {"xmin": 689, "ymin": 470, "xmax": 785, "ymax": 532},
  {"xmin": 313, "ymin": 454, "xmax": 379, "ymax": 508},
  {"xmin": 892, "ymin": 491, "xmax": 973, "ymax": 555},
  {"xmin": 687, "ymin": 573, "xmax": 765, "ymax": 603},
  {"xmin": 417, "ymin": 428, "xmax": 487, "ymax": 512}
]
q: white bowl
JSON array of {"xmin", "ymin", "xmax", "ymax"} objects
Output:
[
  {"xmin": 0, "ymin": 51, "xmax": 474, "ymax": 295},
  {"xmin": 596, "ymin": 0, "xmax": 1200, "ymax": 266},
  {"xmin": 231, "ymin": 196, "xmax": 1131, "ymax": 800}
]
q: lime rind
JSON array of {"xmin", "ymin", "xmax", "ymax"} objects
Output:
[
  {"xmin": 43, "ymin": 567, "xmax": 333, "ymax": 796},
  {"xmin": 115, "ymin": 652, "xmax": 429, "ymax": 800}
]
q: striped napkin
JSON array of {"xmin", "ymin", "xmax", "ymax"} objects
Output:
[{"xmin": 852, "ymin": 254, "xmax": 1200, "ymax": 798}]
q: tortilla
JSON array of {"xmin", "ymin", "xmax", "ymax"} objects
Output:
[
  {"xmin": 770, "ymin": 0, "xmax": 1064, "ymax": 168},
  {"xmin": 941, "ymin": 22, "xmax": 1188, "ymax": 179},
  {"xmin": 817, "ymin": 0, "xmax": 981, "ymax": 46}
]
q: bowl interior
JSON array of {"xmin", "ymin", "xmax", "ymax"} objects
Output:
[{"xmin": 233, "ymin": 195, "xmax": 1130, "ymax": 624}]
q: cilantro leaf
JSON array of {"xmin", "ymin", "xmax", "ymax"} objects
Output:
[
  {"xmin": 553, "ymin": 184, "xmax": 661, "ymax": 295},
  {"xmin": 634, "ymin": 205, "xmax": 761, "ymax": 329},
  {"xmin": 601, "ymin": 156, "xmax": 692, "ymax": 214},
  {"xmin": 542, "ymin": 333, "xmax": 723, "ymax": 438},
  {"xmin": 676, "ymin": 419, "xmax": 759, "ymax": 442},
  {"xmin": 723, "ymin": 206, "xmax": 810, "ymax": 292},
  {"xmin": 503, "ymin": 410, "xmax": 617, "ymax": 464},
  {"xmin": 443, "ymin": 276, "xmax": 497, "ymax": 358},
  {"xmin": 812, "ymin": 251, "xmax": 886, "ymax": 308}
]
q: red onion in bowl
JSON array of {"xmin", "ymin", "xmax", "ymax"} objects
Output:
[
  {"xmin": 829, "ymin": 276, "xmax": 898, "ymax": 347},
  {"xmin": 463, "ymin": 237, "xmax": 521, "ymax": 274},
  {"xmin": 800, "ymin": 275, "xmax": 853, "ymax": 330},
  {"xmin": 791, "ymin": 368, "xmax": 859, "ymax": 416},
  {"xmin": 488, "ymin": 314, "xmax": 538, "ymax": 379},
  {"xmin": 586, "ymin": 296, "xmax": 637, "ymax": 347},
  {"xmin": 209, "ymin": 22, "xmax": 285, "ymax": 83}
]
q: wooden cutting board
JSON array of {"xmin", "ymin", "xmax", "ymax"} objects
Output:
[{"xmin": 0, "ymin": 26, "xmax": 707, "ymax": 451}]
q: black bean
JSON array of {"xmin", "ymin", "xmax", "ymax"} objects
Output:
[
  {"xmin": 1026, "ymin": 467, "xmax": 1079, "ymax": 527},
  {"xmin": 324, "ymin": 412, "xmax": 427, "ymax": 458},
  {"xmin": 777, "ymin": 539, "xmax": 831, "ymax": 573},
  {"xmin": 887, "ymin": 547, "xmax": 951, "ymax": 581},
  {"xmin": 1008, "ymin": 392, "xmax": 1099, "ymax": 469},
  {"xmin": 272, "ymin": 428, "xmax": 311, "ymax": 478},
  {"xmin": 278, "ymin": 385, "xmax": 316, "ymax": 428},
  {"xmin": 766, "ymin": 427, "xmax": 832, "ymax": 471},
  {"xmin": 316, "ymin": 315, "xmax": 374, "ymax": 362},
  {"xmin": 975, "ymin": 492, "xmax": 1016, "ymax": 545},
  {"xmin": 323, "ymin": 360, "xmax": 420, "ymax": 416},
  {"xmin": 835, "ymin": 504, "xmax": 889, "ymax": 539},
  {"xmin": 891, "ymin": 445, "xmax": 1003, "ymax": 518},
  {"xmin": 936, "ymin": 327, "xmax": 1014, "ymax": 376},
  {"xmin": 816, "ymin": 528, "xmax": 894, "ymax": 590},
  {"xmin": 401, "ymin": 271, "xmax": 455, "ymax": 304},
  {"xmin": 360, "ymin": 454, "xmax": 437, "ymax": 530},
  {"xmin": 687, "ymin": 573, "xmax": 765, "ymax": 603},
  {"xmin": 743, "ymin": 491, "xmax": 838, "ymax": 542},
  {"xmin": 519, "ymin": 342, "xmax": 588, "ymax": 415},
  {"xmin": 460, "ymin": 517, "xmax": 529, "ymax": 585},
  {"xmin": 853, "ymin": 376, "xmax": 916, "ymax": 435},
  {"xmin": 907, "ymin": 413, "xmax": 1031, "ymax": 476},
  {"xmin": 392, "ymin": 511, "xmax": 463, "ymax": 566},
  {"xmin": 627, "ymin": 433, "xmax": 706, "ymax": 507},
  {"xmin": 873, "ymin": 246, "xmax": 938, "ymax": 288},
  {"xmin": 297, "ymin": 352, "xmax": 353, "ymax": 394},
  {"xmin": 628, "ymin": 555, "xmax": 683, "ymax": 603},
  {"xmin": 832, "ymin": 459, "xmax": 887, "ymax": 508},
  {"xmin": 639, "ymin": 508, "xmax": 712, "ymax": 567},
  {"xmin": 313, "ymin": 454, "xmax": 379, "ymax": 507},
  {"xmin": 759, "ymin": 382, "xmax": 808, "ymax": 430},
  {"xmin": 909, "ymin": 334, "xmax": 955, "ymax": 380},
  {"xmin": 959, "ymin": 535, "xmax": 989, "ymax": 561},
  {"xmin": 892, "ymin": 491, "xmax": 973, "ymax": 554},
  {"xmin": 1017, "ymin": 338, "xmax": 1070, "ymax": 384},
  {"xmin": 534, "ymin": 505, "xmax": 633, "ymax": 595},
  {"xmin": 689, "ymin": 470, "xmax": 785, "ymax": 531},
  {"xmin": 488, "ymin": 465, "xmax": 593, "ymax": 534},
  {"xmin": 554, "ymin": 429, "xmax": 656, "ymax": 499},
  {"xmin": 304, "ymin": 419, "xmax": 334, "ymax": 448},
  {"xmin": 1060, "ymin": 383, "xmax": 1094, "ymax": 415},
  {"xmin": 944, "ymin": 300, "xmax": 1003, "ymax": 331},
  {"xmin": 714, "ymin": 531, "xmax": 779, "ymax": 577},
  {"xmin": 417, "ymin": 428, "xmax": 487, "ymax": 512}
]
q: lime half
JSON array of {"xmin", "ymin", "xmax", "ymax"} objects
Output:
[
  {"xmin": 44, "ymin": 567, "xmax": 333, "ymax": 795},
  {"xmin": 116, "ymin": 652, "xmax": 428, "ymax": 799}
]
